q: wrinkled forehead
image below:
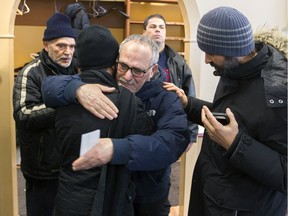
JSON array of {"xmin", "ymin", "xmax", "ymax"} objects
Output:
[
  {"xmin": 119, "ymin": 41, "xmax": 152, "ymax": 66},
  {"xmin": 121, "ymin": 40, "xmax": 152, "ymax": 57}
]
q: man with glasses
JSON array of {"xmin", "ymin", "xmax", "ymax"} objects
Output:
[
  {"xmin": 42, "ymin": 34, "xmax": 190, "ymax": 215},
  {"xmin": 13, "ymin": 13, "xmax": 77, "ymax": 216}
]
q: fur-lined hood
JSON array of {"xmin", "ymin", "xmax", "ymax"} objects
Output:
[{"xmin": 254, "ymin": 26, "xmax": 288, "ymax": 59}]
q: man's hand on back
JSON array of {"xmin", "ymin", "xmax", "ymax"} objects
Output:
[{"xmin": 76, "ymin": 84, "xmax": 119, "ymax": 120}]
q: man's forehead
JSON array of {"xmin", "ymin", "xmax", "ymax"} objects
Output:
[
  {"xmin": 51, "ymin": 37, "xmax": 75, "ymax": 44},
  {"xmin": 148, "ymin": 18, "xmax": 165, "ymax": 25},
  {"xmin": 121, "ymin": 41, "xmax": 151, "ymax": 55}
]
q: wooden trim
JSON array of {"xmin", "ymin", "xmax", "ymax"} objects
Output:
[
  {"xmin": 166, "ymin": 36, "xmax": 184, "ymax": 41},
  {"xmin": 0, "ymin": 34, "xmax": 15, "ymax": 39},
  {"xmin": 129, "ymin": 0, "xmax": 178, "ymax": 3},
  {"xmin": 125, "ymin": 0, "xmax": 131, "ymax": 37},
  {"xmin": 130, "ymin": 20, "xmax": 184, "ymax": 26}
]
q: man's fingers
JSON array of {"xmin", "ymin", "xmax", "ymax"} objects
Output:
[
  {"xmin": 99, "ymin": 95, "xmax": 119, "ymax": 116},
  {"xmin": 77, "ymin": 84, "xmax": 119, "ymax": 119},
  {"xmin": 72, "ymin": 156, "xmax": 87, "ymax": 171},
  {"xmin": 226, "ymin": 108, "xmax": 238, "ymax": 128},
  {"xmin": 98, "ymin": 85, "xmax": 116, "ymax": 93}
]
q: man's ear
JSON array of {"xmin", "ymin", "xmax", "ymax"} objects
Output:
[
  {"xmin": 150, "ymin": 64, "xmax": 158, "ymax": 78},
  {"xmin": 43, "ymin": 41, "xmax": 49, "ymax": 52}
]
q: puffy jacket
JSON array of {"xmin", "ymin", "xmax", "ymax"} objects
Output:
[
  {"xmin": 65, "ymin": 2, "xmax": 90, "ymax": 35},
  {"xmin": 13, "ymin": 49, "xmax": 77, "ymax": 179},
  {"xmin": 129, "ymin": 72, "xmax": 190, "ymax": 203},
  {"xmin": 186, "ymin": 41, "xmax": 287, "ymax": 216}
]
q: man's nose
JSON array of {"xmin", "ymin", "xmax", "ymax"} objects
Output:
[
  {"xmin": 124, "ymin": 68, "xmax": 133, "ymax": 80},
  {"xmin": 205, "ymin": 53, "xmax": 212, "ymax": 64},
  {"xmin": 64, "ymin": 46, "xmax": 74, "ymax": 54}
]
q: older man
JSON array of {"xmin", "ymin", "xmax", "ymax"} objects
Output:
[{"xmin": 13, "ymin": 12, "xmax": 77, "ymax": 216}]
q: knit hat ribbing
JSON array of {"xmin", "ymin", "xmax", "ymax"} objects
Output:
[
  {"xmin": 43, "ymin": 12, "xmax": 76, "ymax": 41},
  {"xmin": 197, "ymin": 6, "xmax": 255, "ymax": 57},
  {"xmin": 76, "ymin": 25, "xmax": 119, "ymax": 69}
]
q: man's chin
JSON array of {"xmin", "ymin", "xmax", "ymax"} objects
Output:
[
  {"xmin": 119, "ymin": 83, "xmax": 136, "ymax": 93},
  {"xmin": 59, "ymin": 62, "xmax": 71, "ymax": 68},
  {"xmin": 152, "ymin": 37, "xmax": 162, "ymax": 43}
]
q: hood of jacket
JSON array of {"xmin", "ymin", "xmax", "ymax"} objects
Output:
[
  {"xmin": 254, "ymin": 27, "xmax": 287, "ymax": 108},
  {"xmin": 65, "ymin": 3, "xmax": 83, "ymax": 18},
  {"xmin": 254, "ymin": 26, "xmax": 288, "ymax": 59}
]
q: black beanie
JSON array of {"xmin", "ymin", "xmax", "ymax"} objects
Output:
[
  {"xmin": 76, "ymin": 25, "xmax": 119, "ymax": 69},
  {"xmin": 43, "ymin": 12, "xmax": 76, "ymax": 41}
]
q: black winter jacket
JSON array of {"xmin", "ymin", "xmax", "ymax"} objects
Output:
[
  {"xmin": 155, "ymin": 45, "xmax": 198, "ymax": 142},
  {"xmin": 187, "ymin": 42, "xmax": 287, "ymax": 216},
  {"xmin": 53, "ymin": 70, "xmax": 154, "ymax": 216},
  {"xmin": 13, "ymin": 50, "xmax": 77, "ymax": 179}
]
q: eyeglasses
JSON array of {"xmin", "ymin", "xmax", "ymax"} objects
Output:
[{"xmin": 116, "ymin": 61, "xmax": 154, "ymax": 78}]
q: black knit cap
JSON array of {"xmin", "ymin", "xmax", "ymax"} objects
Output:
[
  {"xmin": 76, "ymin": 24, "xmax": 119, "ymax": 69},
  {"xmin": 43, "ymin": 12, "xmax": 76, "ymax": 41}
]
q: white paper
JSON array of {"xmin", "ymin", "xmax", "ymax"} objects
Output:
[{"xmin": 80, "ymin": 129, "xmax": 100, "ymax": 156}]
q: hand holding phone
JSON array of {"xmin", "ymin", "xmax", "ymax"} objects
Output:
[{"xmin": 212, "ymin": 112, "xmax": 230, "ymax": 125}]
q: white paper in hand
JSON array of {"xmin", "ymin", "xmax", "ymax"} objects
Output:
[{"xmin": 80, "ymin": 129, "xmax": 100, "ymax": 156}]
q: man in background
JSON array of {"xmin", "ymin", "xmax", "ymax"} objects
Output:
[
  {"xmin": 143, "ymin": 14, "xmax": 198, "ymax": 146},
  {"xmin": 13, "ymin": 12, "xmax": 77, "ymax": 216}
]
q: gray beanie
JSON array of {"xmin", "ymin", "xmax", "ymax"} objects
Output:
[{"xmin": 197, "ymin": 6, "xmax": 255, "ymax": 57}]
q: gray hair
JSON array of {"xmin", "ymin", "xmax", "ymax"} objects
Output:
[{"xmin": 119, "ymin": 34, "xmax": 159, "ymax": 65}]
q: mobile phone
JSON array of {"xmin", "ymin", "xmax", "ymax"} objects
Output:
[{"xmin": 212, "ymin": 112, "xmax": 230, "ymax": 125}]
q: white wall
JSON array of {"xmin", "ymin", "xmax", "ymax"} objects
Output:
[{"xmin": 195, "ymin": 0, "xmax": 287, "ymax": 101}]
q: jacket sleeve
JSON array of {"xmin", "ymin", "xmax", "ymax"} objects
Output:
[
  {"xmin": 185, "ymin": 96, "xmax": 212, "ymax": 126},
  {"xmin": 171, "ymin": 54, "xmax": 199, "ymax": 143},
  {"xmin": 111, "ymin": 94, "xmax": 190, "ymax": 171},
  {"xmin": 182, "ymin": 62, "xmax": 199, "ymax": 142},
  {"xmin": 41, "ymin": 74, "xmax": 83, "ymax": 107},
  {"xmin": 13, "ymin": 63, "xmax": 55, "ymax": 130}
]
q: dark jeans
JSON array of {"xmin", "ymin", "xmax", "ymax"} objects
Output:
[
  {"xmin": 25, "ymin": 176, "xmax": 58, "ymax": 216},
  {"xmin": 134, "ymin": 195, "xmax": 171, "ymax": 216}
]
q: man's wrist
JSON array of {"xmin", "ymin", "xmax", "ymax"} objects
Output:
[{"xmin": 64, "ymin": 79, "xmax": 85, "ymax": 103}]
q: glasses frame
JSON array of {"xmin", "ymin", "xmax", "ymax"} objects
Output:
[{"xmin": 116, "ymin": 61, "xmax": 155, "ymax": 78}]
